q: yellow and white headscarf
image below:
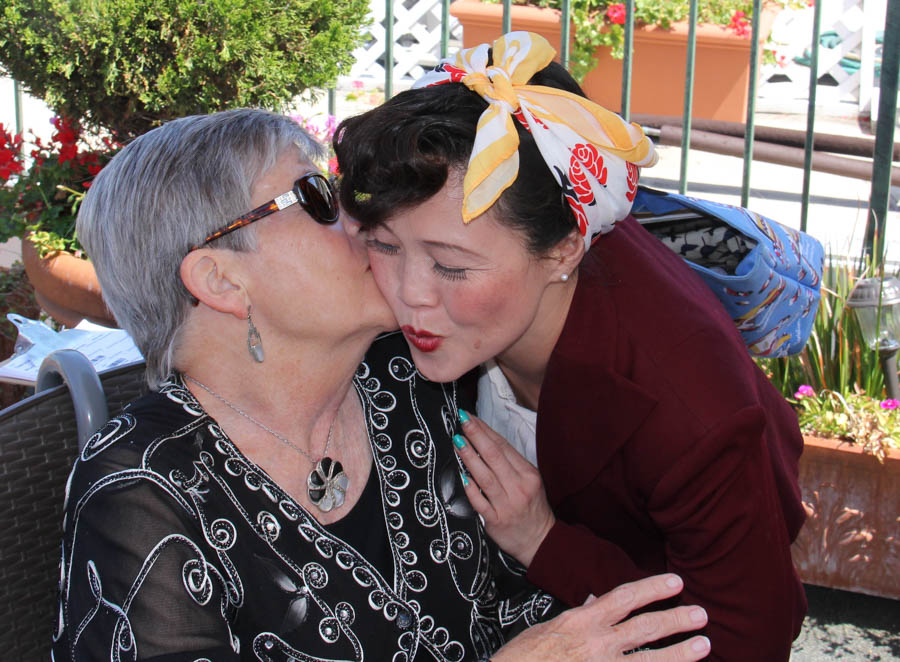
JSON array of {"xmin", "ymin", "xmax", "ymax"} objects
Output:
[{"xmin": 413, "ymin": 31, "xmax": 658, "ymax": 248}]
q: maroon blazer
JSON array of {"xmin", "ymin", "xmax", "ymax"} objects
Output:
[{"xmin": 527, "ymin": 216, "xmax": 807, "ymax": 661}]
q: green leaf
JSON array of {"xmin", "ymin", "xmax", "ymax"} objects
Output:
[{"xmin": 0, "ymin": 0, "xmax": 370, "ymax": 141}]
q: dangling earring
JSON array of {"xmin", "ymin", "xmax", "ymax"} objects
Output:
[
  {"xmin": 560, "ymin": 273, "xmax": 570, "ymax": 282},
  {"xmin": 247, "ymin": 306, "xmax": 264, "ymax": 363}
]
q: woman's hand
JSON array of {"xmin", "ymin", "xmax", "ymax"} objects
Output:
[
  {"xmin": 492, "ymin": 574, "xmax": 711, "ymax": 662},
  {"xmin": 453, "ymin": 410, "xmax": 555, "ymax": 567}
]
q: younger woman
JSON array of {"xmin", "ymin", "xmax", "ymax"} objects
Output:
[{"xmin": 335, "ymin": 32, "xmax": 807, "ymax": 662}]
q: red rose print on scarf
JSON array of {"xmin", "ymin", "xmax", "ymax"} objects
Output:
[
  {"xmin": 565, "ymin": 192, "xmax": 589, "ymax": 236},
  {"xmin": 512, "ymin": 108, "xmax": 532, "ymax": 132},
  {"xmin": 569, "ymin": 159, "xmax": 595, "ymax": 206},
  {"xmin": 571, "ymin": 143, "xmax": 607, "ymax": 186},
  {"xmin": 513, "ymin": 107, "xmax": 549, "ymax": 132},
  {"xmin": 553, "ymin": 160, "xmax": 601, "ymax": 239},
  {"xmin": 432, "ymin": 62, "xmax": 468, "ymax": 84},
  {"xmin": 626, "ymin": 162, "xmax": 639, "ymax": 202}
]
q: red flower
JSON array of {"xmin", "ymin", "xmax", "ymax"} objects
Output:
[
  {"xmin": 50, "ymin": 116, "xmax": 80, "ymax": 149},
  {"xmin": 0, "ymin": 136, "xmax": 24, "ymax": 182},
  {"xmin": 0, "ymin": 150, "xmax": 23, "ymax": 171},
  {"xmin": 87, "ymin": 163, "xmax": 103, "ymax": 176},
  {"xmin": 57, "ymin": 141, "xmax": 79, "ymax": 164},
  {"xmin": 328, "ymin": 155, "xmax": 339, "ymax": 176},
  {"xmin": 728, "ymin": 10, "xmax": 750, "ymax": 37},
  {"xmin": 625, "ymin": 162, "xmax": 639, "ymax": 202},
  {"xmin": 605, "ymin": 3, "xmax": 626, "ymax": 25}
]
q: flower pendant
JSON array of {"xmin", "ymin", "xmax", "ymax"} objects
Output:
[{"xmin": 307, "ymin": 457, "xmax": 349, "ymax": 513}]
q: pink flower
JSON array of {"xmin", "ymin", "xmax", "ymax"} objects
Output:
[
  {"xmin": 324, "ymin": 114, "xmax": 338, "ymax": 139},
  {"xmin": 880, "ymin": 399, "xmax": 899, "ymax": 410},
  {"xmin": 605, "ymin": 3, "xmax": 626, "ymax": 25},
  {"xmin": 794, "ymin": 385, "xmax": 815, "ymax": 399},
  {"xmin": 352, "ymin": 80, "xmax": 365, "ymax": 90}
]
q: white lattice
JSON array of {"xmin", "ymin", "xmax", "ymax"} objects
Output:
[
  {"xmin": 349, "ymin": 0, "xmax": 462, "ymax": 83},
  {"xmin": 760, "ymin": 0, "xmax": 887, "ymax": 115}
]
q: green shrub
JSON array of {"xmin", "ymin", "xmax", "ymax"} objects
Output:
[{"xmin": 0, "ymin": 0, "xmax": 371, "ymax": 140}]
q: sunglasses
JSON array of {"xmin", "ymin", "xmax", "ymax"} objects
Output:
[{"xmin": 190, "ymin": 172, "xmax": 339, "ymax": 251}]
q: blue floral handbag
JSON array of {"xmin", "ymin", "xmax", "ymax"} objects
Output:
[{"xmin": 631, "ymin": 186, "xmax": 825, "ymax": 358}]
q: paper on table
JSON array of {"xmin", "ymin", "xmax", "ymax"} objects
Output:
[{"xmin": 0, "ymin": 315, "xmax": 143, "ymax": 385}]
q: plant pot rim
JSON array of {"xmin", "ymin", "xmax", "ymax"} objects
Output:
[
  {"xmin": 450, "ymin": 0, "xmax": 561, "ymax": 33},
  {"xmin": 802, "ymin": 433, "xmax": 899, "ymax": 466},
  {"xmin": 20, "ymin": 236, "xmax": 117, "ymax": 327}
]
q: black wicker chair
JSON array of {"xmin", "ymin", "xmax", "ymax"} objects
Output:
[{"xmin": 0, "ymin": 353, "xmax": 146, "ymax": 662}]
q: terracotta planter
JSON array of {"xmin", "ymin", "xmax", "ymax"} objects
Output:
[
  {"xmin": 20, "ymin": 238, "xmax": 116, "ymax": 328},
  {"xmin": 449, "ymin": 0, "xmax": 776, "ymax": 123},
  {"xmin": 791, "ymin": 436, "xmax": 900, "ymax": 600}
]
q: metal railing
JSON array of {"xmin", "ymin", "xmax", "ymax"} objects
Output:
[
  {"xmin": 9, "ymin": 0, "xmax": 898, "ymax": 263},
  {"xmin": 374, "ymin": 0, "xmax": 899, "ymax": 265}
]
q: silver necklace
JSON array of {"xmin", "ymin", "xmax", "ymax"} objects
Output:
[{"xmin": 184, "ymin": 374, "xmax": 350, "ymax": 513}]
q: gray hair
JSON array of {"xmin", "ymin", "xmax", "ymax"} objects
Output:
[{"xmin": 77, "ymin": 108, "xmax": 323, "ymax": 388}]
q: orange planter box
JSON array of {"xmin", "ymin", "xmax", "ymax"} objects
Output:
[
  {"xmin": 791, "ymin": 436, "xmax": 900, "ymax": 600},
  {"xmin": 21, "ymin": 237, "xmax": 116, "ymax": 328},
  {"xmin": 449, "ymin": 0, "xmax": 776, "ymax": 123}
]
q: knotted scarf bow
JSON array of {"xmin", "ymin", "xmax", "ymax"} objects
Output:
[{"xmin": 413, "ymin": 31, "xmax": 658, "ymax": 248}]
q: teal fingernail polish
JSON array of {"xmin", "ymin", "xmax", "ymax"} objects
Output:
[
  {"xmin": 452, "ymin": 434, "xmax": 467, "ymax": 450},
  {"xmin": 458, "ymin": 409, "xmax": 471, "ymax": 424},
  {"xmin": 459, "ymin": 470, "xmax": 469, "ymax": 486}
]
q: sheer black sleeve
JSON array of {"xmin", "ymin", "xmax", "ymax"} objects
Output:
[{"xmin": 53, "ymin": 423, "xmax": 239, "ymax": 662}]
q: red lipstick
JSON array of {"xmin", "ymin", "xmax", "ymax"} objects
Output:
[{"xmin": 401, "ymin": 325, "xmax": 443, "ymax": 353}]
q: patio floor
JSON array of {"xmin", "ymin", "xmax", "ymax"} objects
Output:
[{"xmin": 791, "ymin": 584, "xmax": 900, "ymax": 661}]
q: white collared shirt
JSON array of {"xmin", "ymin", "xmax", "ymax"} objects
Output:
[{"xmin": 476, "ymin": 360, "xmax": 539, "ymax": 468}]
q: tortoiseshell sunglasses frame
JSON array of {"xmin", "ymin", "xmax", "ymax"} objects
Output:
[{"xmin": 189, "ymin": 172, "xmax": 338, "ymax": 251}]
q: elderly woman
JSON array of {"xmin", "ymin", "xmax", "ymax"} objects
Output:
[
  {"xmin": 334, "ymin": 33, "xmax": 808, "ymax": 662},
  {"xmin": 52, "ymin": 109, "xmax": 710, "ymax": 661}
]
